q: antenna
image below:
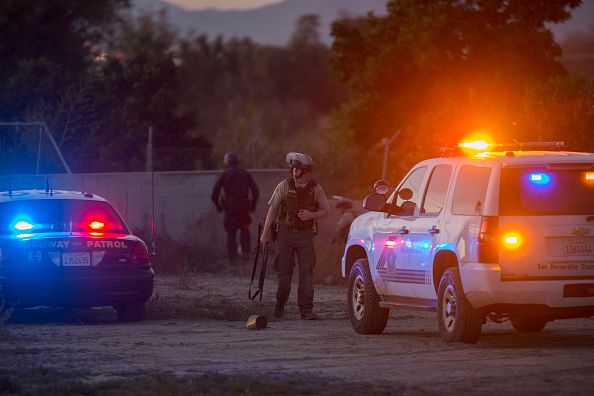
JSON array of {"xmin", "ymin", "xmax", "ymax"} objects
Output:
[
  {"xmin": 148, "ymin": 126, "xmax": 156, "ymax": 256},
  {"xmin": 45, "ymin": 178, "xmax": 50, "ymax": 194},
  {"xmin": 8, "ymin": 180, "xmax": 13, "ymax": 196}
]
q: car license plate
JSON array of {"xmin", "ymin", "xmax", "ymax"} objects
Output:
[
  {"xmin": 62, "ymin": 252, "xmax": 91, "ymax": 266},
  {"xmin": 548, "ymin": 238, "xmax": 593, "ymax": 258}
]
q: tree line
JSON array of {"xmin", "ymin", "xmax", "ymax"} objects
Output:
[{"xmin": 1, "ymin": 0, "xmax": 592, "ymax": 196}]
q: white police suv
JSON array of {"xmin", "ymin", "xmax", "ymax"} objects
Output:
[
  {"xmin": 342, "ymin": 142, "xmax": 594, "ymax": 343},
  {"xmin": 0, "ymin": 189, "xmax": 154, "ymax": 321}
]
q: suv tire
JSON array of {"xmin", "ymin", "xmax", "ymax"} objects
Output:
[
  {"xmin": 510, "ymin": 317, "xmax": 547, "ymax": 333},
  {"xmin": 115, "ymin": 302, "xmax": 145, "ymax": 322},
  {"xmin": 347, "ymin": 258, "xmax": 389, "ymax": 334},
  {"xmin": 438, "ymin": 267, "xmax": 483, "ymax": 343}
]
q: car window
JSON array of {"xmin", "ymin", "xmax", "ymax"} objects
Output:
[
  {"xmin": 499, "ymin": 166, "xmax": 594, "ymax": 215},
  {"xmin": 395, "ymin": 166, "xmax": 427, "ymax": 215},
  {"xmin": 421, "ymin": 165, "xmax": 452, "ymax": 215},
  {"xmin": 0, "ymin": 199, "xmax": 128, "ymax": 234},
  {"xmin": 452, "ymin": 165, "xmax": 492, "ymax": 215}
]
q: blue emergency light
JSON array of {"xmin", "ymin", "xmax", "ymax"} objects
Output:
[
  {"xmin": 13, "ymin": 220, "xmax": 34, "ymax": 232},
  {"xmin": 529, "ymin": 173, "xmax": 551, "ymax": 185}
]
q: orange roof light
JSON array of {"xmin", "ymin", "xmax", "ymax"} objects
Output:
[
  {"xmin": 458, "ymin": 140, "xmax": 491, "ymax": 151},
  {"xmin": 585, "ymin": 172, "xmax": 594, "ymax": 182}
]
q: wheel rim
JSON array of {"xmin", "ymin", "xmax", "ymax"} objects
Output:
[
  {"xmin": 352, "ymin": 274, "xmax": 366, "ymax": 321},
  {"xmin": 442, "ymin": 284, "xmax": 457, "ymax": 332}
]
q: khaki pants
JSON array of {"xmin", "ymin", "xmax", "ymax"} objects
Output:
[{"xmin": 275, "ymin": 224, "xmax": 316, "ymax": 314}]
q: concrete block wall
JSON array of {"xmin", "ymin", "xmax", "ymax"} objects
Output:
[{"xmin": 0, "ymin": 170, "xmax": 363, "ymax": 256}]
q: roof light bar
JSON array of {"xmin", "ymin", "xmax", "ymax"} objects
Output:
[{"xmin": 441, "ymin": 141, "xmax": 568, "ymax": 157}]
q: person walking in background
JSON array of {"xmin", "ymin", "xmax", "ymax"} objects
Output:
[
  {"xmin": 211, "ymin": 152, "xmax": 259, "ymax": 263},
  {"xmin": 333, "ymin": 200, "xmax": 355, "ymax": 246},
  {"xmin": 260, "ymin": 152, "xmax": 329, "ymax": 320},
  {"xmin": 331, "ymin": 200, "xmax": 356, "ymax": 282}
]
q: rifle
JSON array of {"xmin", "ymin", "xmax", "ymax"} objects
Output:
[{"xmin": 248, "ymin": 222, "xmax": 269, "ymax": 301}]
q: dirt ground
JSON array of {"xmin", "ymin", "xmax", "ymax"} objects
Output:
[{"xmin": 2, "ymin": 268, "xmax": 594, "ymax": 395}]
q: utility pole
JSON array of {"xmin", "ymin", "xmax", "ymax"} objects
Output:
[
  {"xmin": 251, "ymin": 129, "xmax": 263, "ymax": 168},
  {"xmin": 146, "ymin": 126, "xmax": 153, "ymax": 172},
  {"xmin": 380, "ymin": 130, "xmax": 401, "ymax": 180}
]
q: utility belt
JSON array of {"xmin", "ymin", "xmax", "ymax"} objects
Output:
[{"xmin": 275, "ymin": 222, "xmax": 317, "ymax": 236}]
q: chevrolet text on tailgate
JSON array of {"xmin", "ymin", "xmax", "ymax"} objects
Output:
[
  {"xmin": 0, "ymin": 190, "xmax": 154, "ymax": 321},
  {"xmin": 342, "ymin": 141, "xmax": 594, "ymax": 343}
]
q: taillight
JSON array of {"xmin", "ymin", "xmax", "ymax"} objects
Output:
[
  {"xmin": 478, "ymin": 216, "xmax": 498, "ymax": 263},
  {"xmin": 502, "ymin": 232, "xmax": 523, "ymax": 250},
  {"xmin": 129, "ymin": 243, "xmax": 150, "ymax": 265}
]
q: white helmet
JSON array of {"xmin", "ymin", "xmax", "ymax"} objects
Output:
[{"xmin": 286, "ymin": 152, "xmax": 313, "ymax": 171}]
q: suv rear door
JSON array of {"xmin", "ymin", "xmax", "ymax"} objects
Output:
[{"xmin": 498, "ymin": 163, "xmax": 594, "ymax": 281}]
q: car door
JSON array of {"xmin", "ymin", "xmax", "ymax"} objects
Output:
[
  {"xmin": 409, "ymin": 164, "xmax": 454, "ymax": 299},
  {"xmin": 372, "ymin": 166, "xmax": 428, "ymax": 298}
]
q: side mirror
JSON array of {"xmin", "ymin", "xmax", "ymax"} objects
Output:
[
  {"xmin": 363, "ymin": 194, "xmax": 387, "ymax": 212},
  {"xmin": 398, "ymin": 187, "xmax": 413, "ymax": 200},
  {"xmin": 373, "ymin": 179, "xmax": 391, "ymax": 195}
]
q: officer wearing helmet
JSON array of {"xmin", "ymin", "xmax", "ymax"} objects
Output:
[
  {"xmin": 211, "ymin": 152, "xmax": 259, "ymax": 263},
  {"xmin": 260, "ymin": 152, "xmax": 329, "ymax": 320}
]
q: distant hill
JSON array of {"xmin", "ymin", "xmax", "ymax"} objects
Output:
[{"xmin": 132, "ymin": 0, "xmax": 387, "ymax": 45}]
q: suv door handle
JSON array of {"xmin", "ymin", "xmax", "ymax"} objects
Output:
[
  {"xmin": 398, "ymin": 226, "xmax": 409, "ymax": 235},
  {"xmin": 428, "ymin": 225, "xmax": 440, "ymax": 234}
]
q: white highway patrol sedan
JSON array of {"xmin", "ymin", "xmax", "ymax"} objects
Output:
[
  {"xmin": 0, "ymin": 189, "xmax": 154, "ymax": 321},
  {"xmin": 342, "ymin": 142, "xmax": 594, "ymax": 343}
]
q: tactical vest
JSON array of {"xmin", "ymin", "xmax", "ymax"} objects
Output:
[{"xmin": 278, "ymin": 178, "xmax": 318, "ymax": 232}]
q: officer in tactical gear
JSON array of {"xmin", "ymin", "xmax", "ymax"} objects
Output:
[
  {"xmin": 211, "ymin": 152, "xmax": 260, "ymax": 262},
  {"xmin": 260, "ymin": 152, "xmax": 329, "ymax": 320}
]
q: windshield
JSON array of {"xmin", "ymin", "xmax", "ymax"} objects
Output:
[
  {"xmin": 499, "ymin": 165, "xmax": 594, "ymax": 216},
  {"xmin": 0, "ymin": 199, "xmax": 128, "ymax": 235}
]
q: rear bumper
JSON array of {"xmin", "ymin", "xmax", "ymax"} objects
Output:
[
  {"xmin": 460, "ymin": 263, "xmax": 594, "ymax": 315},
  {"xmin": 0, "ymin": 267, "xmax": 154, "ymax": 308}
]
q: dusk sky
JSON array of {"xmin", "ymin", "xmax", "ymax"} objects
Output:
[
  {"xmin": 164, "ymin": 0, "xmax": 283, "ymax": 10},
  {"xmin": 163, "ymin": 0, "xmax": 594, "ymax": 37}
]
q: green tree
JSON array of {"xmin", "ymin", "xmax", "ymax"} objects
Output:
[
  {"xmin": 330, "ymin": 0, "xmax": 582, "ymax": 184},
  {"xmin": 0, "ymin": 0, "xmax": 129, "ymax": 119},
  {"xmin": 175, "ymin": 15, "xmax": 345, "ymax": 170},
  {"xmin": 88, "ymin": 10, "xmax": 212, "ymax": 171},
  {"xmin": 522, "ymin": 75, "xmax": 594, "ymax": 151}
]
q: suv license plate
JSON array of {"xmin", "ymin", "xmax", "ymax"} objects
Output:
[
  {"xmin": 549, "ymin": 238, "xmax": 594, "ymax": 258},
  {"xmin": 563, "ymin": 239, "xmax": 593, "ymax": 257},
  {"xmin": 62, "ymin": 252, "xmax": 91, "ymax": 266}
]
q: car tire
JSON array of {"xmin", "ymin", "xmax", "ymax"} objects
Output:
[
  {"xmin": 510, "ymin": 317, "xmax": 547, "ymax": 333},
  {"xmin": 437, "ymin": 267, "xmax": 483, "ymax": 343},
  {"xmin": 347, "ymin": 258, "xmax": 389, "ymax": 334},
  {"xmin": 115, "ymin": 302, "xmax": 145, "ymax": 322}
]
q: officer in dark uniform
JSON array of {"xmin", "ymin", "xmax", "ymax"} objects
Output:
[
  {"xmin": 260, "ymin": 152, "xmax": 329, "ymax": 320},
  {"xmin": 211, "ymin": 152, "xmax": 259, "ymax": 262}
]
